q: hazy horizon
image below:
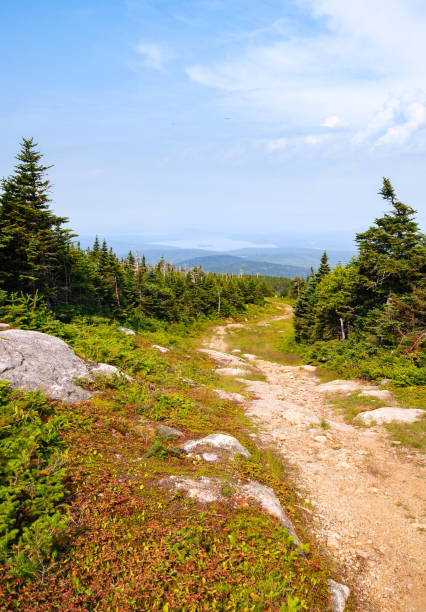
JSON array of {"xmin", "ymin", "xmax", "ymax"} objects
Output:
[{"xmin": 1, "ymin": 1, "xmax": 425, "ymax": 237}]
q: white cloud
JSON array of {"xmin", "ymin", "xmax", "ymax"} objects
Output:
[
  {"xmin": 353, "ymin": 95, "xmax": 426, "ymax": 147},
  {"xmin": 135, "ymin": 42, "xmax": 169, "ymax": 71},
  {"xmin": 377, "ymin": 102, "xmax": 426, "ymax": 146},
  {"xmin": 322, "ymin": 115, "xmax": 347, "ymax": 128},
  {"xmin": 186, "ymin": 1, "xmax": 426, "ymax": 149}
]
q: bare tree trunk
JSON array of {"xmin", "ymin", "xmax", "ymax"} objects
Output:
[
  {"xmin": 339, "ymin": 317, "xmax": 346, "ymax": 340},
  {"xmin": 114, "ymin": 274, "xmax": 120, "ymax": 307}
]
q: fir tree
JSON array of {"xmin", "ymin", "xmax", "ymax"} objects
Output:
[
  {"xmin": 355, "ymin": 177, "xmax": 426, "ymax": 305},
  {"xmin": 0, "ymin": 138, "xmax": 72, "ymax": 299},
  {"xmin": 316, "ymin": 251, "xmax": 330, "ymax": 280}
]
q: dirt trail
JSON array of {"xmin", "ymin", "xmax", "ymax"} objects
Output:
[{"xmin": 206, "ymin": 309, "xmax": 426, "ymax": 612}]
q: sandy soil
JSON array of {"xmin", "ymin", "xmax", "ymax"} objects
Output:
[{"xmin": 205, "ymin": 311, "xmax": 426, "ymax": 612}]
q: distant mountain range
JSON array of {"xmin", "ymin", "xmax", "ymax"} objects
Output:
[
  {"xmin": 77, "ymin": 235, "xmax": 355, "ymax": 278},
  {"xmin": 177, "ymin": 255, "xmax": 307, "ymax": 278}
]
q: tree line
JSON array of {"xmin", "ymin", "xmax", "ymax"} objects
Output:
[
  {"xmin": 294, "ymin": 178, "xmax": 426, "ymax": 354},
  {"xmin": 0, "ymin": 139, "xmax": 273, "ymax": 323}
]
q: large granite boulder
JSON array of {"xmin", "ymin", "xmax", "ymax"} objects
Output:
[{"xmin": 0, "ymin": 328, "xmax": 129, "ymax": 404}]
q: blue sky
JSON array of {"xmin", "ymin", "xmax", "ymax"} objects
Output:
[{"xmin": 1, "ymin": 0, "xmax": 425, "ymax": 244}]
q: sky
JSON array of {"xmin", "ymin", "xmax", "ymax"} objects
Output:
[{"xmin": 1, "ymin": 0, "xmax": 425, "ymax": 246}]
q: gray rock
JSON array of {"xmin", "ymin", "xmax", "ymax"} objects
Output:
[
  {"xmin": 156, "ymin": 424, "xmax": 184, "ymax": 439},
  {"xmin": 117, "ymin": 326, "xmax": 136, "ymax": 335},
  {"xmin": 0, "ymin": 328, "xmax": 131, "ymax": 403},
  {"xmin": 328, "ymin": 579, "xmax": 350, "ymax": 612},
  {"xmin": 183, "ymin": 433, "xmax": 250, "ymax": 459},
  {"xmin": 152, "ymin": 344, "xmax": 169, "ymax": 353},
  {"xmin": 317, "ymin": 380, "xmax": 364, "ymax": 394},
  {"xmin": 354, "ymin": 407, "xmax": 425, "ymax": 425},
  {"xmin": 361, "ymin": 389, "xmax": 392, "ymax": 400},
  {"xmin": 160, "ymin": 476, "xmax": 224, "ymax": 503},
  {"xmin": 213, "ymin": 389, "xmax": 245, "ymax": 403},
  {"xmin": 0, "ymin": 323, "xmax": 10, "ymax": 331},
  {"xmin": 237, "ymin": 480, "xmax": 302, "ymax": 548},
  {"xmin": 199, "ymin": 348, "xmax": 245, "ymax": 366},
  {"xmin": 216, "ymin": 367, "xmax": 250, "ymax": 377},
  {"xmin": 161, "ymin": 475, "xmax": 302, "ymax": 550},
  {"xmin": 0, "ymin": 329, "xmax": 91, "ymax": 403},
  {"xmin": 91, "ymin": 362, "xmax": 134, "ymax": 382},
  {"xmin": 200, "ymin": 452, "xmax": 219, "ymax": 462}
]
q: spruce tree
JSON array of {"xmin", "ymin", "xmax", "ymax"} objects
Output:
[
  {"xmin": 355, "ymin": 178, "xmax": 426, "ymax": 305},
  {"xmin": 316, "ymin": 251, "xmax": 330, "ymax": 280},
  {"xmin": 0, "ymin": 138, "xmax": 71, "ymax": 299}
]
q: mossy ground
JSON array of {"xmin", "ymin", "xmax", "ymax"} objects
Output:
[{"xmin": 0, "ymin": 310, "xmax": 331, "ymax": 611}]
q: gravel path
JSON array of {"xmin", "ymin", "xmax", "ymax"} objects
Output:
[{"xmin": 206, "ymin": 312, "xmax": 426, "ymax": 612}]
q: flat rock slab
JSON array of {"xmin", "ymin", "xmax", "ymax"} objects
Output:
[
  {"xmin": 317, "ymin": 380, "xmax": 366, "ymax": 394},
  {"xmin": 199, "ymin": 348, "xmax": 245, "ymax": 367},
  {"xmin": 213, "ymin": 389, "xmax": 245, "ymax": 403},
  {"xmin": 216, "ymin": 367, "xmax": 250, "ymax": 377},
  {"xmin": 361, "ymin": 389, "xmax": 392, "ymax": 400},
  {"xmin": 354, "ymin": 407, "xmax": 425, "ymax": 425},
  {"xmin": 0, "ymin": 328, "xmax": 129, "ymax": 403},
  {"xmin": 161, "ymin": 475, "xmax": 302, "ymax": 548},
  {"xmin": 183, "ymin": 433, "xmax": 250, "ymax": 460},
  {"xmin": 163, "ymin": 476, "xmax": 225, "ymax": 503}
]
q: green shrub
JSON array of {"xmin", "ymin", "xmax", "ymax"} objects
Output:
[
  {"xmin": 285, "ymin": 336, "xmax": 426, "ymax": 386},
  {"xmin": 0, "ymin": 382, "xmax": 71, "ymax": 578}
]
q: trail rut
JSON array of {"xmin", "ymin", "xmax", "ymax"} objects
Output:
[{"xmin": 205, "ymin": 309, "xmax": 426, "ymax": 612}]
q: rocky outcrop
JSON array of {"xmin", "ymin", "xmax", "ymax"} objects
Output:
[
  {"xmin": 0, "ymin": 328, "xmax": 130, "ymax": 404},
  {"xmin": 354, "ymin": 407, "xmax": 425, "ymax": 425},
  {"xmin": 235, "ymin": 480, "xmax": 302, "ymax": 548},
  {"xmin": 183, "ymin": 433, "xmax": 250, "ymax": 462},
  {"xmin": 160, "ymin": 475, "xmax": 302, "ymax": 549}
]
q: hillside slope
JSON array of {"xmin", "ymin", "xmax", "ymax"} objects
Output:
[
  {"xmin": 0, "ymin": 308, "xmax": 339, "ymax": 611},
  {"xmin": 178, "ymin": 254, "xmax": 308, "ymax": 278}
]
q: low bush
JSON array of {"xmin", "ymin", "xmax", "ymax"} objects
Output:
[
  {"xmin": 0, "ymin": 382, "xmax": 72, "ymax": 578},
  {"xmin": 281, "ymin": 334, "xmax": 426, "ymax": 386}
]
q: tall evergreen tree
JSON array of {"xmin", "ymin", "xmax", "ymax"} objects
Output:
[
  {"xmin": 355, "ymin": 178, "xmax": 426, "ymax": 305},
  {"xmin": 0, "ymin": 138, "xmax": 71, "ymax": 299}
]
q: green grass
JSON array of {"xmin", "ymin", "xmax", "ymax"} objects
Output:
[
  {"xmin": 324, "ymin": 391, "xmax": 388, "ymax": 424},
  {"xmin": 385, "ymin": 417, "xmax": 426, "ymax": 451},
  {"xmin": 225, "ymin": 303, "xmax": 302, "ymax": 367}
]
